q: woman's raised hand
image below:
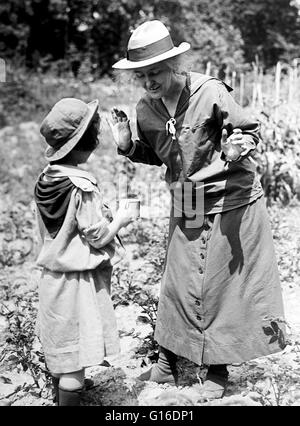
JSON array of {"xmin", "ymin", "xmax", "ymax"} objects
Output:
[{"xmin": 107, "ymin": 107, "xmax": 132, "ymax": 151}]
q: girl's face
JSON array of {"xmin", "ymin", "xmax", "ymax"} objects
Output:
[
  {"xmin": 72, "ymin": 150, "xmax": 94, "ymax": 164},
  {"xmin": 71, "ymin": 113, "xmax": 101, "ymax": 165},
  {"xmin": 90, "ymin": 113, "xmax": 101, "ymax": 145},
  {"xmin": 133, "ymin": 63, "xmax": 174, "ymax": 99}
]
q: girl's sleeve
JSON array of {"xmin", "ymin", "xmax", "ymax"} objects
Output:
[
  {"xmin": 33, "ymin": 202, "xmax": 44, "ymax": 253},
  {"xmin": 75, "ymin": 188, "xmax": 112, "ymax": 249}
]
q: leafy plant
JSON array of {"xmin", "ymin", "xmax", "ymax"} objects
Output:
[
  {"xmin": 255, "ymin": 108, "xmax": 300, "ymax": 207},
  {"xmin": 246, "ymin": 353, "xmax": 300, "ymax": 406},
  {"xmin": 0, "ymin": 290, "xmax": 51, "ymax": 396},
  {"xmin": 262, "ymin": 320, "xmax": 286, "ymax": 350}
]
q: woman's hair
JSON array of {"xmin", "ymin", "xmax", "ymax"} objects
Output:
[{"xmin": 163, "ymin": 53, "xmax": 192, "ymax": 74}]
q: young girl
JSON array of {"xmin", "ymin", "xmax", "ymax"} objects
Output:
[{"xmin": 34, "ymin": 97, "xmax": 133, "ymax": 406}]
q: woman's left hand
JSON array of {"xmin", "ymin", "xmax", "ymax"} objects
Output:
[{"xmin": 221, "ymin": 128, "xmax": 249, "ymax": 161}]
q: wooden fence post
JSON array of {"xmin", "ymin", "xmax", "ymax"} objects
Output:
[
  {"xmin": 293, "ymin": 58, "xmax": 298, "ymax": 81},
  {"xmin": 205, "ymin": 61, "xmax": 211, "ymax": 76},
  {"xmin": 0, "ymin": 58, "xmax": 5, "ymax": 82},
  {"xmin": 257, "ymin": 67, "xmax": 263, "ymax": 106},
  {"xmin": 292, "ymin": 58, "xmax": 300, "ymax": 103},
  {"xmin": 252, "ymin": 62, "xmax": 258, "ymax": 109},
  {"xmin": 288, "ymin": 65, "xmax": 293, "ymax": 104},
  {"xmin": 239, "ymin": 72, "xmax": 244, "ymax": 106},
  {"xmin": 231, "ymin": 71, "xmax": 236, "ymax": 92},
  {"xmin": 275, "ymin": 61, "xmax": 281, "ymax": 123}
]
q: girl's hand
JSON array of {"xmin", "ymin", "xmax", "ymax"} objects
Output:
[
  {"xmin": 221, "ymin": 128, "xmax": 248, "ymax": 161},
  {"xmin": 115, "ymin": 203, "xmax": 135, "ymax": 228},
  {"xmin": 107, "ymin": 107, "xmax": 132, "ymax": 151}
]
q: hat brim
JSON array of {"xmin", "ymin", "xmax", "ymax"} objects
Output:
[
  {"xmin": 112, "ymin": 42, "xmax": 191, "ymax": 70},
  {"xmin": 45, "ymin": 99, "xmax": 99, "ymax": 162}
]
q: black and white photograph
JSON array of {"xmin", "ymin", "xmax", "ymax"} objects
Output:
[{"xmin": 0, "ymin": 0, "xmax": 300, "ymax": 409}]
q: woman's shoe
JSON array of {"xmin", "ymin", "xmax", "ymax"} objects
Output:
[
  {"xmin": 137, "ymin": 363, "xmax": 178, "ymax": 385},
  {"xmin": 137, "ymin": 347, "xmax": 178, "ymax": 385},
  {"xmin": 83, "ymin": 378, "xmax": 94, "ymax": 390},
  {"xmin": 198, "ymin": 365, "xmax": 229, "ymax": 400}
]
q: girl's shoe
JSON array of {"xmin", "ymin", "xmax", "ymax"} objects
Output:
[
  {"xmin": 51, "ymin": 376, "xmax": 93, "ymax": 405},
  {"xmin": 51, "ymin": 376, "xmax": 60, "ymax": 405}
]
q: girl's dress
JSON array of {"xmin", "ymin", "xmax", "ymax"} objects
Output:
[
  {"xmin": 119, "ymin": 72, "xmax": 286, "ymax": 365},
  {"xmin": 35, "ymin": 164, "xmax": 124, "ymax": 374}
]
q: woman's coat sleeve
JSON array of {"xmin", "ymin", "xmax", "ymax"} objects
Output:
[{"xmin": 118, "ymin": 120, "xmax": 163, "ymax": 166}]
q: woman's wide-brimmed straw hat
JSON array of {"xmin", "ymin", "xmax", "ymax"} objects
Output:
[
  {"xmin": 112, "ymin": 20, "xmax": 190, "ymax": 70},
  {"xmin": 40, "ymin": 98, "xmax": 99, "ymax": 161}
]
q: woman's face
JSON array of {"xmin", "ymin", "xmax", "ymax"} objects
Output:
[{"xmin": 133, "ymin": 63, "xmax": 174, "ymax": 99}]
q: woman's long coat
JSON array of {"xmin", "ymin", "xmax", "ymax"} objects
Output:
[{"xmin": 120, "ymin": 72, "xmax": 286, "ymax": 365}]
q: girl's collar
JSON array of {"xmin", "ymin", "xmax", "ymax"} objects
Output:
[{"xmin": 42, "ymin": 164, "xmax": 97, "ymax": 185}]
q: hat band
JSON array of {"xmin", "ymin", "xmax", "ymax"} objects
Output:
[{"xmin": 127, "ymin": 35, "xmax": 174, "ymax": 62}]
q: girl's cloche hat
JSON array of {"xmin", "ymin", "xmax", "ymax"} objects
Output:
[
  {"xmin": 112, "ymin": 20, "xmax": 190, "ymax": 70},
  {"xmin": 40, "ymin": 98, "xmax": 99, "ymax": 161}
]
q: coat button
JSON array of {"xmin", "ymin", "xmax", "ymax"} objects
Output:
[
  {"xmin": 199, "ymin": 267, "xmax": 203, "ymax": 274},
  {"xmin": 195, "ymin": 299, "xmax": 201, "ymax": 306},
  {"xmin": 196, "ymin": 315, "xmax": 202, "ymax": 321},
  {"xmin": 200, "ymin": 253, "xmax": 205, "ymax": 259}
]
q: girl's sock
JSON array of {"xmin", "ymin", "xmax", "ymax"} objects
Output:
[
  {"xmin": 51, "ymin": 376, "xmax": 60, "ymax": 405},
  {"xmin": 58, "ymin": 386, "xmax": 82, "ymax": 406}
]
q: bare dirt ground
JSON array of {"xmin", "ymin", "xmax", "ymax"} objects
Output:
[{"xmin": 0, "ymin": 205, "xmax": 300, "ymax": 407}]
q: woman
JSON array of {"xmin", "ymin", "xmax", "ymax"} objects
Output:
[{"xmin": 109, "ymin": 20, "xmax": 286, "ymax": 399}]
